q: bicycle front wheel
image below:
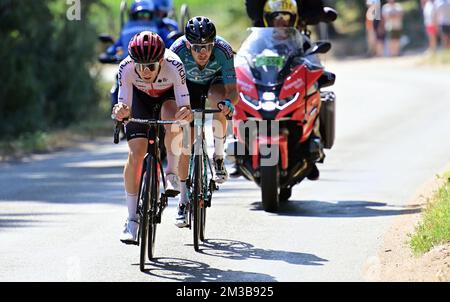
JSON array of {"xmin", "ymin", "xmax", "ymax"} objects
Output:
[
  {"xmin": 192, "ymin": 154, "xmax": 203, "ymax": 252},
  {"xmin": 147, "ymin": 158, "xmax": 159, "ymax": 261},
  {"xmin": 139, "ymin": 156, "xmax": 151, "ymax": 272},
  {"xmin": 200, "ymin": 202, "xmax": 206, "ymax": 242}
]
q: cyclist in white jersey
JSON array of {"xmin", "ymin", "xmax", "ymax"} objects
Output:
[{"xmin": 113, "ymin": 31, "xmax": 193, "ymax": 244}]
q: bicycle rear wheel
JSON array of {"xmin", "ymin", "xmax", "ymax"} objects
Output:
[
  {"xmin": 139, "ymin": 156, "xmax": 151, "ymax": 272},
  {"xmin": 200, "ymin": 155, "xmax": 210, "ymax": 242}
]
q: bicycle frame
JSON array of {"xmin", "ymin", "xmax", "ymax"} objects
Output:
[{"xmin": 187, "ymin": 111, "xmax": 216, "ymax": 204}]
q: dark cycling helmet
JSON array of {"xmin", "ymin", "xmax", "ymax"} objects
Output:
[
  {"xmin": 185, "ymin": 16, "xmax": 216, "ymax": 44},
  {"xmin": 130, "ymin": 0, "xmax": 154, "ymax": 20},
  {"xmin": 128, "ymin": 31, "xmax": 165, "ymax": 63}
]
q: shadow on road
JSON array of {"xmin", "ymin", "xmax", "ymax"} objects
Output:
[
  {"xmin": 137, "ymin": 257, "xmax": 276, "ymax": 282},
  {"xmin": 197, "ymin": 239, "xmax": 328, "ymax": 266},
  {"xmin": 250, "ymin": 200, "xmax": 421, "ymax": 218},
  {"xmin": 0, "ymin": 146, "xmax": 127, "ymax": 205},
  {"xmin": 0, "ymin": 213, "xmax": 68, "ymax": 230}
]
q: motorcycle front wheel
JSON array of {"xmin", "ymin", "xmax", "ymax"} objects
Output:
[{"xmin": 260, "ymin": 165, "xmax": 280, "ymax": 212}]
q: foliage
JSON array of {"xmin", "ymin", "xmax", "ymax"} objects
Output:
[
  {"xmin": 0, "ymin": 0, "xmax": 103, "ymax": 139},
  {"xmin": 410, "ymin": 173, "xmax": 450, "ymax": 255}
]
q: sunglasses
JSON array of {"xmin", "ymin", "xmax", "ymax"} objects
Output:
[
  {"xmin": 135, "ymin": 61, "xmax": 159, "ymax": 72},
  {"xmin": 271, "ymin": 12, "xmax": 293, "ymax": 22},
  {"xmin": 190, "ymin": 42, "xmax": 214, "ymax": 53},
  {"xmin": 135, "ymin": 11, "xmax": 152, "ymax": 20}
]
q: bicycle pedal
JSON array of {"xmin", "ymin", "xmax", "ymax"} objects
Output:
[
  {"xmin": 120, "ymin": 239, "xmax": 139, "ymax": 246},
  {"xmin": 163, "ymin": 190, "xmax": 179, "ymax": 198},
  {"xmin": 209, "ymin": 180, "xmax": 219, "ymax": 191}
]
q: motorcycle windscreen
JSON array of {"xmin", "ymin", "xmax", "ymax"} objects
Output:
[{"xmin": 236, "ymin": 27, "xmax": 304, "ymax": 87}]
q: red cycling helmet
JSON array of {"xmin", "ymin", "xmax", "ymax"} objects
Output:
[{"xmin": 128, "ymin": 31, "xmax": 165, "ymax": 63}]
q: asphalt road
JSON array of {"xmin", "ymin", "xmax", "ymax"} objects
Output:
[{"xmin": 1, "ymin": 56, "xmax": 449, "ymax": 282}]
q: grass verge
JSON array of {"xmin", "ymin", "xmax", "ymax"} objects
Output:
[
  {"xmin": 419, "ymin": 50, "xmax": 450, "ymax": 65},
  {"xmin": 0, "ymin": 118, "xmax": 113, "ymax": 162},
  {"xmin": 409, "ymin": 172, "xmax": 450, "ymax": 255}
]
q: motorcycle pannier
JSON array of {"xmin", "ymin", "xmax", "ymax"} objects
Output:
[{"xmin": 319, "ymin": 91, "xmax": 336, "ymax": 149}]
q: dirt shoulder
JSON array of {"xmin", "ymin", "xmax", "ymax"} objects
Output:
[{"xmin": 367, "ymin": 165, "xmax": 450, "ymax": 282}]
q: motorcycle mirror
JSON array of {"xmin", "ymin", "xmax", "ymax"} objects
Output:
[
  {"xmin": 98, "ymin": 34, "xmax": 114, "ymax": 44},
  {"xmin": 322, "ymin": 7, "xmax": 338, "ymax": 23},
  {"xmin": 304, "ymin": 41, "xmax": 331, "ymax": 56}
]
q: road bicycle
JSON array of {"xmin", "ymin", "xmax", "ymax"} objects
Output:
[
  {"xmin": 114, "ymin": 116, "xmax": 180, "ymax": 272},
  {"xmin": 186, "ymin": 101, "xmax": 232, "ymax": 251}
]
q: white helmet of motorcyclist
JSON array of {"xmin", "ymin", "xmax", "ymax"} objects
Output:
[{"xmin": 263, "ymin": 0, "xmax": 299, "ymax": 27}]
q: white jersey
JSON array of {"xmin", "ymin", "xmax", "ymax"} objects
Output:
[
  {"xmin": 117, "ymin": 48, "xmax": 190, "ymax": 108},
  {"xmin": 436, "ymin": 0, "xmax": 450, "ymax": 25},
  {"xmin": 423, "ymin": 1, "xmax": 437, "ymax": 26},
  {"xmin": 382, "ymin": 3, "xmax": 404, "ymax": 31}
]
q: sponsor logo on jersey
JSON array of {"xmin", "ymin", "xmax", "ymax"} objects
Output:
[
  {"xmin": 215, "ymin": 39, "xmax": 234, "ymax": 60},
  {"xmin": 166, "ymin": 56, "xmax": 186, "ymax": 84},
  {"xmin": 118, "ymin": 59, "xmax": 133, "ymax": 87}
]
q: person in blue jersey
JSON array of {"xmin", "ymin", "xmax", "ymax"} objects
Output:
[
  {"xmin": 169, "ymin": 16, "xmax": 238, "ymax": 228},
  {"xmin": 154, "ymin": 0, "xmax": 173, "ymax": 19},
  {"xmin": 153, "ymin": 0, "xmax": 181, "ymax": 46},
  {"xmin": 107, "ymin": 0, "xmax": 180, "ymax": 59},
  {"xmin": 106, "ymin": 0, "xmax": 158, "ymax": 61}
]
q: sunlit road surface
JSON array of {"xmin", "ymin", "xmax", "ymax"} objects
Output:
[{"xmin": 1, "ymin": 56, "xmax": 449, "ymax": 282}]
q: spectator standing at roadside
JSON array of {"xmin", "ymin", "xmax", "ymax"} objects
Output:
[
  {"xmin": 382, "ymin": 0, "xmax": 404, "ymax": 56},
  {"xmin": 366, "ymin": 0, "xmax": 378, "ymax": 56},
  {"xmin": 436, "ymin": 0, "xmax": 450, "ymax": 48},
  {"xmin": 423, "ymin": 0, "xmax": 439, "ymax": 53}
]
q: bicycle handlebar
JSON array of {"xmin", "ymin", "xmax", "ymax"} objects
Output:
[
  {"xmin": 112, "ymin": 103, "xmax": 233, "ymax": 144},
  {"xmin": 125, "ymin": 118, "xmax": 181, "ymax": 125},
  {"xmin": 112, "ymin": 116, "xmax": 182, "ymax": 144},
  {"xmin": 192, "ymin": 108, "xmax": 221, "ymax": 114}
]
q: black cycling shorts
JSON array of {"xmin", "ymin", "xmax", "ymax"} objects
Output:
[
  {"xmin": 187, "ymin": 77, "xmax": 224, "ymax": 109},
  {"xmin": 186, "ymin": 76, "xmax": 224, "ymax": 127},
  {"xmin": 125, "ymin": 86, "xmax": 175, "ymax": 141}
]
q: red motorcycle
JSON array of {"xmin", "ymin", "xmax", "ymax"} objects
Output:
[{"xmin": 227, "ymin": 27, "xmax": 336, "ymax": 212}]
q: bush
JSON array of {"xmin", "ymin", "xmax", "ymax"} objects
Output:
[{"xmin": 0, "ymin": 0, "xmax": 101, "ymax": 139}]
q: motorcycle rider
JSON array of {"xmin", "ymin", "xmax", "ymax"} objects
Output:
[
  {"xmin": 153, "ymin": 0, "xmax": 181, "ymax": 45},
  {"xmin": 154, "ymin": 0, "xmax": 173, "ymax": 19},
  {"xmin": 101, "ymin": 0, "xmax": 181, "ymax": 112},
  {"xmin": 231, "ymin": 0, "xmax": 325, "ymax": 180},
  {"xmin": 245, "ymin": 0, "xmax": 337, "ymax": 28}
]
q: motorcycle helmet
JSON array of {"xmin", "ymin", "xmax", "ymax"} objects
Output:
[
  {"xmin": 130, "ymin": 0, "xmax": 155, "ymax": 21},
  {"xmin": 263, "ymin": 0, "xmax": 299, "ymax": 27}
]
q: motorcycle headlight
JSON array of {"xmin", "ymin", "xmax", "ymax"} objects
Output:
[
  {"xmin": 278, "ymin": 92, "xmax": 300, "ymax": 110},
  {"xmin": 260, "ymin": 101, "xmax": 277, "ymax": 111},
  {"xmin": 240, "ymin": 92, "xmax": 260, "ymax": 110}
]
